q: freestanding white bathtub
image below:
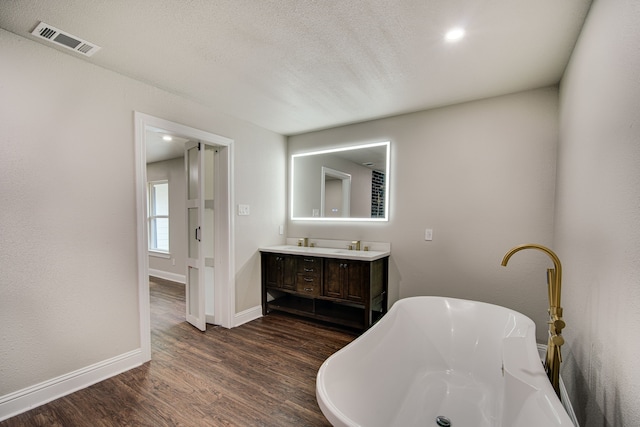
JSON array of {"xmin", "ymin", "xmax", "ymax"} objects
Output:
[{"xmin": 317, "ymin": 296, "xmax": 573, "ymax": 427}]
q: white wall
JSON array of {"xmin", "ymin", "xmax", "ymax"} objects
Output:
[
  {"xmin": 147, "ymin": 157, "xmax": 187, "ymax": 282},
  {"xmin": 0, "ymin": 28, "xmax": 286, "ymax": 403},
  {"xmin": 289, "ymin": 87, "xmax": 559, "ymax": 343},
  {"xmin": 556, "ymin": 0, "xmax": 640, "ymax": 425}
]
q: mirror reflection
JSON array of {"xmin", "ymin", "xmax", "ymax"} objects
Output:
[{"xmin": 291, "ymin": 141, "xmax": 389, "ymax": 221}]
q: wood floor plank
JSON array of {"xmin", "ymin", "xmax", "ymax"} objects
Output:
[{"xmin": 1, "ymin": 277, "xmax": 357, "ymax": 426}]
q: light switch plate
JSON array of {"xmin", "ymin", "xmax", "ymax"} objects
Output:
[
  {"xmin": 238, "ymin": 204, "xmax": 250, "ymax": 215},
  {"xmin": 425, "ymin": 228, "xmax": 433, "ymax": 241}
]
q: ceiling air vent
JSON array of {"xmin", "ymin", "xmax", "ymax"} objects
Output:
[{"xmin": 31, "ymin": 22, "xmax": 101, "ymax": 57}]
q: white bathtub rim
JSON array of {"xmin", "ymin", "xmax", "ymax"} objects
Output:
[{"xmin": 316, "ymin": 374, "xmax": 355, "ymax": 427}]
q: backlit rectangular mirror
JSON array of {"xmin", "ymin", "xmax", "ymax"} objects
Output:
[{"xmin": 291, "ymin": 141, "xmax": 390, "ymax": 221}]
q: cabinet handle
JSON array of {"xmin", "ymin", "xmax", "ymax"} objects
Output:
[
  {"xmin": 304, "ymin": 277, "xmax": 314, "ymax": 282},
  {"xmin": 304, "ymin": 268, "xmax": 314, "ymax": 272},
  {"xmin": 303, "ymin": 258, "xmax": 315, "ymax": 262},
  {"xmin": 304, "ymin": 287, "xmax": 313, "ymax": 292}
]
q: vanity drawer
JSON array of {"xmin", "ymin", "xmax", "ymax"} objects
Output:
[
  {"xmin": 297, "ymin": 256, "xmax": 321, "ymax": 274},
  {"xmin": 296, "ymin": 274, "xmax": 321, "ymax": 296}
]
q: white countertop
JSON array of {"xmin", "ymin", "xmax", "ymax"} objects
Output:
[{"xmin": 259, "ymin": 244, "xmax": 390, "ymax": 261}]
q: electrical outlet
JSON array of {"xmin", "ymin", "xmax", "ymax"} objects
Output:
[
  {"xmin": 425, "ymin": 228, "xmax": 433, "ymax": 241},
  {"xmin": 238, "ymin": 204, "xmax": 250, "ymax": 216}
]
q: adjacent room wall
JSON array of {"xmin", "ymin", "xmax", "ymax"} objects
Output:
[
  {"xmin": 147, "ymin": 157, "xmax": 187, "ymax": 283},
  {"xmin": 288, "ymin": 87, "xmax": 559, "ymax": 343},
  {"xmin": 0, "ymin": 29, "xmax": 286, "ymax": 405},
  {"xmin": 556, "ymin": 0, "xmax": 640, "ymax": 425}
]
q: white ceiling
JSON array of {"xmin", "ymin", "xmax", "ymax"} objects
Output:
[
  {"xmin": 0, "ymin": 0, "xmax": 592, "ymax": 136},
  {"xmin": 145, "ymin": 129, "xmax": 191, "ymax": 164}
]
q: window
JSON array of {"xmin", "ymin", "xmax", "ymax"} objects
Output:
[{"xmin": 148, "ymin": 181, "xmax": 169, "ymax": 253}]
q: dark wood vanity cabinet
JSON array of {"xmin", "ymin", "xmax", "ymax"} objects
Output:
[{"xmin": 261, "ymin": 251, "xmax": 388, "ymax": 330}]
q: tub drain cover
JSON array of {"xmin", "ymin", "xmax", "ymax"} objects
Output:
[{"xmin": 436, "ymin": 415, "xmax": 451, "ymax": 427}]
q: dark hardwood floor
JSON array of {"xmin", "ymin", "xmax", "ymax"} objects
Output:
[{"xmin": 2, "ymin": 277, "xmax": 357, "ymax": 426}]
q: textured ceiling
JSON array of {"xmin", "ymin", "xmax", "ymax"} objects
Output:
[{"xmin": 0, "ymin": 0, "xmax": 592, "ymax": 136}]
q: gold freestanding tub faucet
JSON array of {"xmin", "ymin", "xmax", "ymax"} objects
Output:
[{"xmin": 501, "ymin": 243, "xmax": 565, "ymax": 397}]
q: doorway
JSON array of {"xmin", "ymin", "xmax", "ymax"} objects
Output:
[
  {"xmin": 134, "ymin": 112, "xmax": 235, "ymax": 361},
  {"xmin": 320, "ymin": 166, "xmax": 351, "ymax": 217}
]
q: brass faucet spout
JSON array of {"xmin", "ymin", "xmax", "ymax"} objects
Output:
[{"xmin": 501, "ymin": 243, "xmax": 562, "ymax": 307}]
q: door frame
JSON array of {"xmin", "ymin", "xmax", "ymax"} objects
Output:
[
  {"xmin": 134, "ymin": 112, "xmax": 235, "ymax": 361},
  {"xmin": 320, "ymin": 166, "xmax": 351, "ymax": 217}
]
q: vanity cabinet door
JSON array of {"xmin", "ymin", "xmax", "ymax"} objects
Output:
[
  {"xmin": 323, "ymin": 259, "xmax": 367, "ymax": 302},
  {"xmin": 264, "ymin": 253, "xmax": 296, "ymax": 290},
  {"xmin": 344, "ymin": 262, "xmax": 366, "ymax": 302},
  {"xmin": 323, "ymin": 260, "xmax": 344, "ymax": 298}
]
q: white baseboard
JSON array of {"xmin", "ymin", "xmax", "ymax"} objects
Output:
[
  {"xmin": 0, "ymin": 349, "xmax": 144, "ymax": 422},
  {"xmin": 203, "ymin": 306, "xmax": 261, "ymax": 328},
  {"xmin": 234, "ymin": 305, "xmax": 262, "ymax": 327},
  {"xmin": 148, "ymin": 269, "xmax": 186, "ymax": 284}
]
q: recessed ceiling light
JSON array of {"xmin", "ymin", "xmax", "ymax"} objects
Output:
[
  {"xmin": 445, "ymin": 27, "xmax": 465, "ymax": 42},
  {"xmin": 162, "ymin": 135, "xmax": 173, "ymax": 141}
]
